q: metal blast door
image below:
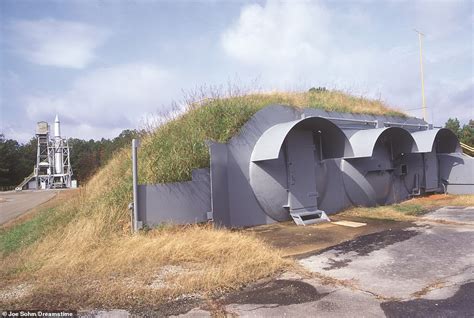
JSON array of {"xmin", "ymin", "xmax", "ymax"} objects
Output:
[
  {"xmin": 286, "ymin": 130, "xmax": 318, "ymax": 212},
  {"xmin": 423, "ymin": 152, "xmax": 439, "ymax": 191}
]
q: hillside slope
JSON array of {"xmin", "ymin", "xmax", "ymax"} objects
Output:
[
  {"xmin": 139, "ymin": 90, "xmax": 404, "ymax": 184},
  {"xmin": 1, "ymin": 90, "xmax": 405, "ymax": 309}
]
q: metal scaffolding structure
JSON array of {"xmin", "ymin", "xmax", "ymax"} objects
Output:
[{"xmin": 16, "ymin": 115, "xmax": 73, "ymax": 190}]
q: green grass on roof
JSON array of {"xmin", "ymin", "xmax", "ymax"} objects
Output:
[{"xmin": 139, "ymin": 90, "xmax": 405, "ymax": 184}]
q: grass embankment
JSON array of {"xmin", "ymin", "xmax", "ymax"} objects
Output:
[
  {"xmin": 0, "ymin": 191, "xmax": 79, "ymax": 256},
  {"xmin": 139, "ymin": 90, "xmax": 404, "ymax": 183},
  {"xmin": 1, "ymin": 89, "xmax": 403, "ymax": 310},
  {"xmin": 341, "ymin": 194, "xmax": 474, "ymax": 222}
]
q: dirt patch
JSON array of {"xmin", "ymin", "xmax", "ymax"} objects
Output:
[
  {"xmin": 222, "ymin": 279, "xmax": 328, "ymax": 306},
  {"xmin": 248, "ymin": 217, "xmax": 412, "ymax": 258},
  {"xmin": 133, "ymin": 296, "xmax": 202, "ymax": 317},
  {"xmin": 415, "ymin": 194, "xmax": 448, "ymax": 201},
  {"xmin": 412, "ymin": 281, "xmax": 445, "ymax": 298},
  {"xmin": 0, "ymin": 283, "xmax": 33, "ymax": 302}
]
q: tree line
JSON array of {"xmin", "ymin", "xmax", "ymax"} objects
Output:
[
  {"xmin": 0, "ymin": 129, "xmax": 140, "ymax": 189},
  {"xmin": 444, "ymin": 118, "xmax": 474, "ymax": 146}
]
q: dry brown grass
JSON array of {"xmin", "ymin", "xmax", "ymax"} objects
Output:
[
  {"xmin": 248, "ymin": 90, "xmax": 404, "ymax": 116},
  {"xmin": 2, "ymin": 224, "xmax": 288, "ymax": 310},
  {"xmin": 0, "ymin": 89, "xmax": 405, "ymax": 311},
  {"xmin": 0, "ymin": 148, "xmax": 288, "ymax": 311},
  {"xmin": 340, "ymin": 194, "xmax": 474, "ymax": 222}
]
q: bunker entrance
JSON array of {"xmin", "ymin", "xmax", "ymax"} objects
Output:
[
  {"xmin": 282, "ymin": 120, "xmax": 352, "ymax": 225},
  {"xmin": 286, "ymin": 129, "xmax": 318, "ymax": 212}
]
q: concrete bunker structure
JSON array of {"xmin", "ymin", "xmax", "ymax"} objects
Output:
[{"xmin": 135, "ymin": 105, "xmax": 473, "ymax": 228}]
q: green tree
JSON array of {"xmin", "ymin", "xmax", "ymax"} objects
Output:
[
  {"xmin": 0, "ymin": 134, "xmax": 18, "ymax": 186},
  {"xmin": 445, "ymin": 118, "xmax": 461, "ymax": 138},
  {"xmin": 445, "ymin": 117, "xmax": 473, "ymax": 147},
  {"xmin": 460, "ymin": 124, "xmax": 474, "ymax": 146},
  {"xmin": 0, "ymin": 129, "xmax": 141, "ymax": 188}
]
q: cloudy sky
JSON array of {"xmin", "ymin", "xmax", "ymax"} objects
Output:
[{"xmin": 1, "ymin": 0, "xmax": 472, "ymax": 142}]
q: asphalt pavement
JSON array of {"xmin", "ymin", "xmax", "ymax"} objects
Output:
[
  {"xmin": 0, "ymin": 190, "xmax": 58, "ymax": 225},
  {"xmin": 178, "ymin": 206, "xmax": 474, "ymax": 317}
]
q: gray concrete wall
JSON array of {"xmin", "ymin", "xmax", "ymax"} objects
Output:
[
  {"xmin": 137, "ymin": 168, "xmax": 211, "ymax": 226},
  {"xmin": 209, "ymin": 142, "xmax": 230, "ymax": 226},
  {"xmin": 136, "ymin": 104, "xmax": 472, "ymax": 229},
  {"xmin": 438, "ymin": 153, "xmax": 474, "ymax": 194}
]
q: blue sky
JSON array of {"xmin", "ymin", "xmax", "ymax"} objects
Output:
[{"xmin": 1, "ymin": 0, "xmax": 472, "ymax": 142}]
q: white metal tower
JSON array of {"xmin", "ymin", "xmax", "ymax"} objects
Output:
[{"xmin": 16, "ymin": 115, "xmax": 74, "ymax": 190}]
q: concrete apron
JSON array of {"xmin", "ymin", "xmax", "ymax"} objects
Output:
[{"xmin": 207, "ymin": 207, "xmax": 474, "ymax": 317}]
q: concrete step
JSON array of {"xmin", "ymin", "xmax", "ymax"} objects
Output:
[{"xmin": 290, "ymin": 210, "xmax": 330, "ymax": 226}]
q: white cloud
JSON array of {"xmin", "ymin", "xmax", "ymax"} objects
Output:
[
  {"xmin": 24, "ymin": 63, "xmax": 176, "ymax": 139},
  {"xmin": 222, "ymin": 1, "xmax": 330, "ymax": 71},
  {"xmin": 221, "ymin": 0, "xmax": 387, "ymax": 88},
  {"xmin": 221, "ymin": 0, "xmax": 472, "ymax": 124},
  {"xmin": 427, "ymin": 78, "xmax": 474, "ymax": 126},
  {"xmin": 1, "ymin": 125, "xmax": 34, "ymax": 143},
  {"xmin": 10, "ymin": 18, "xmax": 108, "ymax": 68}
]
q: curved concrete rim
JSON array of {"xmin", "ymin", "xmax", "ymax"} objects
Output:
[
  {"xmin": 250, "ymin": 116, "xmax": 353, "ymax": 162},
  {"xmin": 347, "ymin": 127, "xmax": 418, "ymax": 158},
  {"xmin": 411, "ymin": 128, "xmax": 462, "ymax": 153}
]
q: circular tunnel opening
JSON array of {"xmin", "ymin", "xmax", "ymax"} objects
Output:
[{"xmin": 434, "ymin": 129, "xmax": 461, "ymax": 153}]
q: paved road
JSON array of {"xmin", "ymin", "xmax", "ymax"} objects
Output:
[
  {"xmin": 0, "ymin": 190, "xmax": 58, "ymax": 225},
  {"xmin": 176, "ymin": 207, "xmax": 474, "ymax": 318}
]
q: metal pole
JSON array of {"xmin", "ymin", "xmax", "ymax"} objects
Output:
[
  {"xmin": 132, "ymin": 139, "xmax": 139, "ymax": 233},
  {"xmin": 415, "ymin": 30, "xmax": 427, "ymax": 121}
]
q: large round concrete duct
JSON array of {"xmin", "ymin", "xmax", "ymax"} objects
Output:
[
  {"xmin": 342, "ymin": 127, "xmax": 418, "ymax": 206},
  {"xmin": 347, "ymin": 127, "xmax": 418, "ymax": 159},
  {"xmin": 249, "ymin": 117, "xmax": 352, "ymax": 221},
  {"xmin": 412, "ymin": 128, "xmax": 461, "ymax": 154}
]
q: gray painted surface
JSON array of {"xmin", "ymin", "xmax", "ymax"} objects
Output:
[
  {"xmin": 347, "ymin": 127, "xmax": 418, "ymax": 158},
  {"xmin": 137, "ymin": 169, "xmax": 210, "ymax": 226},
  {"xmin": 251, "ymin": 116, "xmax": 353, "ymax": 162},
  {"xmin": 286, "ymin": 129, "xmax": 318, "ymax": 212},
  {"xmin": 423, "ymin": 152, "xmax": 439, "ymax": 191},
  {"xmin": 132, "ymin": 139, "xmax": 139, "ymax": 232},
  {"xmin": 438, "ymin": 153, "xmax": 474, "ymax": 194},
  {"xmin": 27, "ymin": 180, "xmax": 37, "ymax": 189},
  {"xmin": 209, "ymin": 142, "xmax": 230, "ymax": 226},
  {"xmin": 412, "ymin": 128, "xmax": 461, "ymax": 153},
  {"xmin": 136, "ymin": 104, "xmax": 473, "ymax": 228}
]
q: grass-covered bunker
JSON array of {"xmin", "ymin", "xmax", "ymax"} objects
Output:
[{"xmin": 136, "ymin": 102, "xmax": 473, "ymax": 228}]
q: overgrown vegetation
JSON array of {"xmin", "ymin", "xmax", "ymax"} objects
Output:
[
  {"xmin": 0, "ymin": 88, "xmax": 410, "ymax": 310},
  {"xmin": 139, "ymin": 88, "xmax": 403, "ymax": 184}
]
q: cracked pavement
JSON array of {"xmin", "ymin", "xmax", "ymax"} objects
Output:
[{"xmin": 176, "ymin": 207, "xmax": 474, "ymax": 317}]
